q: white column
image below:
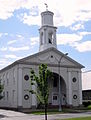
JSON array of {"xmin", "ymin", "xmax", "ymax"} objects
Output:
[
  {"xmin": 78, "ymin": 71, "xmax": 82, "ymax": 105},
  {"xmin": 46, "ymin": 29, "xmax": 49, "ymax": 44},
  {"xmin": 44, "ymin": 28, "xmax": 46, "ymax": 44},
  {"xmin": 53, "ymin": 29, "xmax": 57, "ymax": 47},
  {"xmin": 39, "ymin": 31, "xmax": 41, "ymax": 46},
  {"xmin": 17, "ymin": 67, "xmax": 23, "ymax": 107},
  {"xmin": 68, "ymin": 71, "xmax": 72, "ymax": 105}
]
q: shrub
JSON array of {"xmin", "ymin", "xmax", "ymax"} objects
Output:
[
  {"xmin": 83, "ymin": 101, "xmax": 91, "ymax": 107},
  {"xmin": 87, "ymin": 105, "xmax": 91, "ymax": 109}
]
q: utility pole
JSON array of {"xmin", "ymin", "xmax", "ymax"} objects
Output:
[{"xmin": 58, "ymin": 53, "xmax": 68, "ymax": 111}]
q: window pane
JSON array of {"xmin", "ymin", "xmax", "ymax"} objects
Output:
[
  {"xmin": 53, "ymin": 96, "xmax": 57, "ymax": 100},
  {"xmin": 53, "ymin": 79, "xmax": 57, "ymax": 87}
]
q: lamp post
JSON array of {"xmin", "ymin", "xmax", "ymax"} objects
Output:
[{"xmin": 58, "ymin": 53, "xmax": 68, "ymax": 111}]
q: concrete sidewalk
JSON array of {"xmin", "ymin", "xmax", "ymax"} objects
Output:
[{"xmin": 0, "ymin": 109, "xmax": 91, "ymax": 120}]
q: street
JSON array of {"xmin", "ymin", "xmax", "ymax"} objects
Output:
[{"xmin": 0, "ymin": 109, "xmax": 91, "ymax": 120}]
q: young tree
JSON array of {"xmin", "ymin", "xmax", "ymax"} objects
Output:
[{"xmin": 30, "ymin": 64, "xmax": 53, "ymax": 120}]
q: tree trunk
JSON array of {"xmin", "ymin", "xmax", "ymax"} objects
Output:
[{"xmin": 45, "ymin": 104, "xmax": 47, "ymax": 120}]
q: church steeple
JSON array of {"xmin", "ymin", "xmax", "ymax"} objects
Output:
[{"xmin": 39, "ymin": 10, "xmax": 57, "ymax": 52}]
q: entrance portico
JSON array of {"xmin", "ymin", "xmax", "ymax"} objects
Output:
[{"xmin": 48, "ymin": 72, "xmax": 67, "ymax": 107}]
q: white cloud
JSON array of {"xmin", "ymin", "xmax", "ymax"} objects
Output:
[
  {"xmin": 0, "ymin": 0, "xmax": 27, "ymax": 20},
  {"xmin": 9, "ymin": 46, "xmax": 30, "ymax": 51},
  {"xmin": 57, "ymin": 32, "xmax": 91, "ymax": 52},
  {"xmin": 0, "ymin": 47, "xmax": 7, "ymax": 51},
  {"xmin": 0, "ymin": 0, "xmax": 42, "ymax": 20},
  {"xmin": 7, "ymin": 34, "xmax": 24, "ymax": 45},
  {"xmin": 79, "ymin": 31, "xmax": 91, "ymax": 36},
  {"xmin": 57, "ymin": 33, "xmax": 82, "ymax": 45},
  {"xmin": 0, "ymin": 59, "xmax": 11, "ymax": 69},
  {"xmin": 52, "ymin": 0, "xmax": 91, "ymax": 27},
  {"xmin": 0, "ymin": 0, "xmax": 90, "ymax": 27},
  {"xmin": 7, "ymin": 40, "xmax": 17, "ymax": 45},
  {"xmin": 74, "ymin": 10, "xmax": 91, "ymax": 23},
  {"xmin": 16, "ymin": 34, "xmax": 24, "ymax": 39},
  {"xmin": 70, "ymin": 23, "xmax": 84, "ymax": 31},
  {"xmin": 0, "ymin": 32, "xmax": 8, "ymax": 37},
  {"xmin": 0, "ymin": 56, "xmax": 21, "ymax": 69},
  {"xmin": 4, "ymin": 33, "xmax": 8, "ymax": 36},
  {"xmin": 0, "ymin": 33, "xmax": 2, "ymax": 37},
  {"xmin": 21, "ymin": 13, "xmax": 41, "ymax": 26},
  {"xmin": 30, "ymin": 37, "xmax": 39, "ymax": 45},
  {"xmin": 75, "ymin": 41, "xmax": 91, "ymax": 52},
  {"xmin": 5, "ymin": 54, "xmax": 19, "ymax": 59}
]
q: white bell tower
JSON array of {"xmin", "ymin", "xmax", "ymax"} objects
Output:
[{"xmin": 39, "ymin": 10, "xmax": 57, "ymax": 51}]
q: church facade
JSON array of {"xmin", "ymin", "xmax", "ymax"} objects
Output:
[{"xmin": 0, "ymin": 10, "xmax": 84, "ymax": 109}]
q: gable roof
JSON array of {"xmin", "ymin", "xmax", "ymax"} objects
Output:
[{"xmin": 0, "ymin": 47, "xmax": 84, "ymax": 72}]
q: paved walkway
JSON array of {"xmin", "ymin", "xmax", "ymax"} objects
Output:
[{"xmin": 0, "ymin": 109, "xmax": 91, "ymax": 120}]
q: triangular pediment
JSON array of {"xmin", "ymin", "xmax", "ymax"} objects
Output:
[{"xmin": 18, "ymin": 47, "xmax": 84, "ymax": 69}]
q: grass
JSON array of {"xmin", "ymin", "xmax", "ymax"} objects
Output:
[
  {"xmin": 30, "ymin": 109, "xmax": 91, "ymax": 120},
  {"xmin": 30, "ymin": 109, "xmax": 63, "ymax": 115},
  {"xmin": 30, "ymin": 108, "xmax": 79, "ymax": 115},
  {"xmin": 87, "ymin": 105, "xmax": 91, "ymax": 110},
  {"xmin": 30, "ymin": 107, "xmax": 91, "ymax": 115},
  {"xmin": 60, "ymin": 116, "xmax": 91, "ymax": 120}
]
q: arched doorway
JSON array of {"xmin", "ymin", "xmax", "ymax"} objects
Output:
[{"xmin": 48, "ymin": 72, "xmax": 66, "ymax": 106}]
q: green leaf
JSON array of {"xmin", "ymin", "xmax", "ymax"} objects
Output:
[
  {"xmin": 31, "ymin": 82, "xmax": 35, "ymax": 85},
  {"xmin": 29, "ymin": 90, "xmax": 36, "ymax": 94},
  {"xmin": 31, "ymin": 69, "xmax": 34, "ymax": 74}
]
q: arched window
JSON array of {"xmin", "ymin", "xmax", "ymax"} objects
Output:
[
  {"xmin": 41, "ymin": 32, "xmax": 43, "ymax": 45},
  {"xmin": 48, "ymin": 32, "xmax": 53, "ymax": 44},
  {"xmin": 49, "ymin": 38, "xmax": 52, "ymax": 44},
  {"xmin": 53, "ymin": 79, "xmax": 57, "ymax": 87}
]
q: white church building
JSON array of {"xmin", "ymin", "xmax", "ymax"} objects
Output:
[{"xmin": 0, "ymin": 10, "xmax": 84, "ymax": 110}]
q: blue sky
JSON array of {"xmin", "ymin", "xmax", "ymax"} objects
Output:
[{"xmin": 0, "ymin": 0, "xmax": 91, "ymax": 72}]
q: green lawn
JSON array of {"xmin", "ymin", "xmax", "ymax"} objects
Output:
[
  {"xmin": 31, "ymin": 110, "xmax": 63, "ymax": 115},
  {"xmin": 30, "ymin": 108, "xmax": 91, "ymax": 115},
  {"xmin": 60, "ymin": 116, "xmax": 91, "ymax": 120}
]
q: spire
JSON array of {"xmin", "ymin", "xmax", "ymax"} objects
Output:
[{"xmin": 39, "ymin": 9, "xmax": 57, "ymax": 52}]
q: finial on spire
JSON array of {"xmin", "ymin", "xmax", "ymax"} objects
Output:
[{"xmin": 44, "ymin": 3, "xmax": 48, "ymax": 11}]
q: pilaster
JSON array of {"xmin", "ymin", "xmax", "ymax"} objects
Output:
[
  {"xmin": 17, "ymin": 67, "xmax": 23, "ymax": 108},
  {"xmin": 67, "ymin": 71, "xmax": 72, "ymax": 105},
  {"xmin": 78, "ymin": 71, "xmax": 82, "ymax": 105}
]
